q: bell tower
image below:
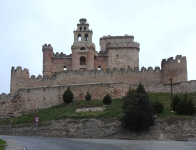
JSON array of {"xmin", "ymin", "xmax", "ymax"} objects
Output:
[{"xmin": 71, "ymin": 18, "xmax": 95, "ymax": 70}]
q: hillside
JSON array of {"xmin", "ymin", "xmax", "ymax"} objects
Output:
[{"xmin": 0, "ymin": 92, "xmax": 196, "ymax": 125}]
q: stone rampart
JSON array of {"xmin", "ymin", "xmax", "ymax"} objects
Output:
[
  {"xmin": 0, "ymin": 82, "xmax": 126, "ymax": 118},
  {"xmin": 11, "ymin": 66, "xmax": 162, "ymax": 93},
  {"xmin": 1, "ymin": 80, "xmax": 196, "ymax": 119}
]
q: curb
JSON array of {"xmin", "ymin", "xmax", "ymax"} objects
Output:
[{"xmin": 3, "ymin": 139, "xmax": 25, "ymax": 150}]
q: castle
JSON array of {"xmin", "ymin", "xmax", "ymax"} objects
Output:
[
  {"xmin": 10, "ymin": 18, "xmax": 188, "ymax": 93},
  {"xmin": 1, "ymin": 18, "xmax": 195, "ymax": 118}
]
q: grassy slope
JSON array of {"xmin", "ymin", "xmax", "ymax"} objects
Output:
[
  {"xmin": 0, "ymin": 92, "xmax": 196, "ymax": 125},
  {"xmin": 0, "ymin": 139, "xmax": 6, "ymax": 150}
]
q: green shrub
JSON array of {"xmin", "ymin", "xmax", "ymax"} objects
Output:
[
  {"xmin": 63, "ymin": 87, "xmax": 73, "ymax": 103},
  {"xmin": 121, "ymin": 93, "xmax": 155, "ymax": 131},
  {"xmin": 122, "ymin": 86, "xmax": 135, "ymax": 110},
  {"xmin": 85, "ymin": 90, "xmax": 91, "ymax": 102},
  {"xmin": 170, "ymin": 95, "xmax": 181, "ymax": 111},
  {"xmin": 136, "ymin": 83, "xmax": 147, "ymax": 94},
  {"xmin": 103, "ymin": 94, "xmax": 112, "ymax": 104},
  {"xmin": 153, "ymin": 100, "xmax": 164, "ymax": 113},
  {"xmin": 176, "ymin": 93, "xmax": 196, "ymax": 115},
  {"xmin": 121, "ymin": 83, "xmax": 155, "ymax": 132}
]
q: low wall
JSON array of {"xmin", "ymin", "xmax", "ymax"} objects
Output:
[{"xmin": 1, "ymin": 80, "xmax": 196, "ymax": 119}]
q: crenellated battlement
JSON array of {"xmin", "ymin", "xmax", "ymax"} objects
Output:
[
  {"xmin": 52, "ymin": 52, "xmax": 72, "ymax": 59},
  {"xmin": 161, "ymin": 55, "xmax": 186, "ymax": 65},
  {"xmin": 42, "ymin": 44, "xmax": 53, "ymax": 51},
  {"xmin": 27, "ymin": 66, "xmax": 162, "ymax": 81},
  {"xmin": 161, "ymin": 55, "xmax": 187, "ymax": 84},
  {"xmin": 11, "ymin": 66, "xmax": 29, "ymax": 74}
]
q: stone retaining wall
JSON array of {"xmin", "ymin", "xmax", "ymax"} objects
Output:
[
  {"xmin": 1, "ymin": 81, "xmax": 196, "ymax": 118},
  {"xmin": 0, "ymin": 118, "xmax": 196, "ymax": 141}
]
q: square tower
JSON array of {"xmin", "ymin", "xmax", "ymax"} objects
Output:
[{"xmin": 71, "ymin": 18, "xmax": 95, "ymax": 70}]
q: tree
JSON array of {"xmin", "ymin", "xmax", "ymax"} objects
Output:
[
  {"xmin": 176, "ymin": 93, "xmax": 196, "ymax": 115},
  {"xmin": 121, "ymin": 83, "xmax": 155, "ymax": 131},
  {"xmin": 122, "ymin": 86, "xmax": 135, "ymax": 111},
  {"xmin": 170, "ymin": 95, "xmax": 181, "ymax": 111},
  {"xmin": 63, "ymin": 87, "xmax": 73, "ymax": 103},
  {"xmin": 85, "ymin": 90, "xmax": 91, "ymax": 102},
  {"xmin": 153, "ymin": 100, "xmax": 164, "ymax": 113},
  {"xmin": 136, "ymin": 83, "xmax": 147, "ymax": 94},
  {"xmin": 121, "ymin": 93, "xmax": 155, "ymax": 131}
]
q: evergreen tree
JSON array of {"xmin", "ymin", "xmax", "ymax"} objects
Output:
[
  {"xmin": 176, "ymin": 93, "xmax": 196, "ymax": 115},
  {"xmin": 122, "ymin": 86, "xmax": 135, "ymax": 111},
  {"xmin": 85, "ymin": 90, "xmax": 91, "ymax": 102},
  {"xmin": 170, "ymin": 95, "xmax": 181, "ymax": 111},
  {"xmin": 63, "ymin": 87, "xmax": 73, "ymax": 103},
  {"xmin": 136, "ymin": 83, "xmax": 147, "ymax": 94},
  {"xmin": 121, "ymin": 93, "xmax": 155, "ymax": 131},
  {"xmin": 153, "ymin": 100, "xmax": 164, "ymax": 113},
  {"xmin": 121, "ymin": 83, "xmax": 155, "ymax": 131}
]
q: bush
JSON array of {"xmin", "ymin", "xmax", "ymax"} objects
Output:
[
  {"xmin": 153, "ymin": 100, "xmax": 164, "ymax": 113},
  {"xmin": 136, "ymin": 83, "xmax": 147, "ymax": 94},
  {"xmin": 63, "ymin": 87, "xmax": 73, "ymax": 103},
  {"xmin": 176, "ymin": 93, "xmax": 196, "ymax": 115},
  {"xmin": 170, "ymin": 95, "xmax": 181, "ymax": 111},
  {"xmin": 85, "ymin": 90, "xmax": 91, "ymax": 102},
  {"xmin": 121, "ymin": 83, "xmax": 155, "ymax": 132},
  {"xmin": 121, "ymin": 93, "xmax": 155, "ymax": 131},
  {"xmin": 122, "ymin": 86, "xmax": 135, "ymax": 111},
  {"xmin": 103, "ymin": 94, "xmax": 112, "ymax": 104}
]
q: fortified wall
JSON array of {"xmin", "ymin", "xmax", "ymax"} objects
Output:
[
  {"xmin": 1, "ymin": 80, "xmax": 196, "ymax": 118},
  {"xmin": 10, "ymin": 55, "xmax": 187, "ymax": 94}
]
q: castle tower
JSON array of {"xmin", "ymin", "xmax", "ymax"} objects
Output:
[
  {"xmin": 71, "ymin": 18, "xmax": 95, "ymax": 70},
  {"xmin": 42, "ymin": 44, "xmax": 53, "ymax": 77},
  {"xmin": 100, "ymin": 35, "xmax": 140, "ymax": 70},
  {"xmin": 161, "ymin": 55, "xmax": 187, "ymax": 84}
]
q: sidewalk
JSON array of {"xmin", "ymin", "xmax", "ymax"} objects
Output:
[{"xmin": 4, "ymin": 139, "xmax": 23, "ymax": 150}]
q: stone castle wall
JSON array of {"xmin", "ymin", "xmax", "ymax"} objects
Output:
[
  {"xmin": 1, "ymin": 80, "xmax": 196, "ymax": 119},
  {"xmin": 10, "ymin": 66, "xmax": 163, "ymax": 94},
  {"xmin": 0, "ymin": 82, "xmax": 126, "ymax": 118}
]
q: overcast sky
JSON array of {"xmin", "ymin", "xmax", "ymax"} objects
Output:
[{"xmin": 0, "ymin": 0, "xmax": 196, "ymax": 94}]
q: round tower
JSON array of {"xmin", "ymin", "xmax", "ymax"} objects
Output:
[
  {"xmin": 100, "ymin": 35, "xmax": 140, "ymax": 70},
  {"xmin": 71, "ymin": 18, "xmax": 95, "ymax": 70},
  {"xmin": 161, "ymin": 55, "xmax": 187, "ymax": 84},
  {"xmin": 42, "ymin": 44, "xmax": 53, "ymax": 77}
]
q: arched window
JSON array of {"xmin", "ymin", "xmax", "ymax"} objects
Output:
[
  {"xmin": 78, "ymin": 34, "xmax": 81, "ymax": 41},
  {"xmin": 80, "ymin": 27, "xmax": 82, "ymax": 31},
  {"xmin": 85, "ymin": 34, "xmax": 88, "ymax": 41},
  {"xmin": 84, "ymin": 27, "xmax": 86, "ymax": 31},
  {"xmin": 80, "ymin": 56, "xmax": 86, "ymax": 65}
]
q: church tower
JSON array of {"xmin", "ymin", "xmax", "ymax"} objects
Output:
[{"xmin": 71, "ymin": 18, "xmax": 95, "ymax": 70}]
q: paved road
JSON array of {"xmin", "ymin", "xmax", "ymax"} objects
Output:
[{"xmin": 1, "ymin": 135, "xmax": 196, "ymax": 150}]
